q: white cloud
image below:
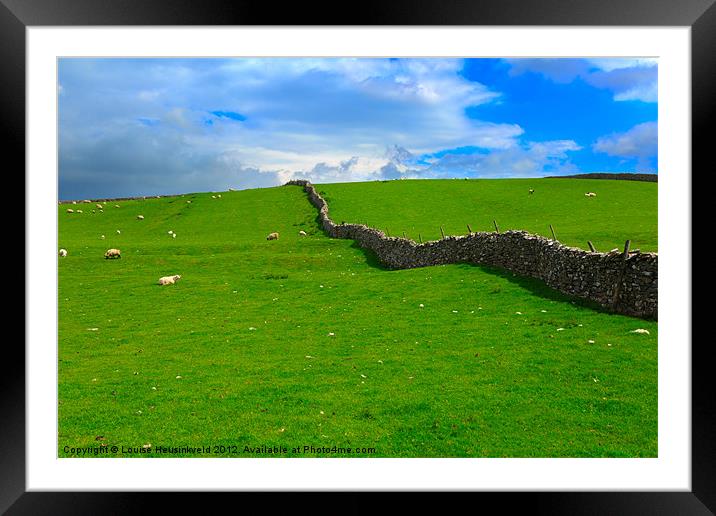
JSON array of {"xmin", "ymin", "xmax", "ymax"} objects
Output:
[
  {"xmin": 586, "ymin": 58, "xmax": 658, "ymax": 72},
  {"xmin": 593, "ymin": 121, "xmax": 657, "ymax": 171},
  {"xmin": 59, "ymin": 58, "xmax": 530, "ymax": 197},
  {"xmin": 282, "ymin": 139, "xmax": 583, "ymax": 185},
  {"xmin": 506, "ymin": 57, "xmax": 658, "ymax": 102},
  {"xmin": 593, "ymin": 121, "xmax": 657, "ymax": 157}
]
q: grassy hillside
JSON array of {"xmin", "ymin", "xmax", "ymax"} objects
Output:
[
  {"xmin": 319, "ymin": 178, "xmax": 657, "ymax": 252},
  {"xmin": 58, "ymin": 180, "xmax": 658, "ymax": 458}
]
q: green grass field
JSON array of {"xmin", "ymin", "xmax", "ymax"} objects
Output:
[
  {"xmin": 58, "ymin": 178, "xmax": 658, "ymax": 458},
  {"xmin": 320, "ymin": 178, "xmax": 657, "ymax": 252}
]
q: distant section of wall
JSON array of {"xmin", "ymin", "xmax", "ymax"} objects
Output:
[
  {"xmin": 545, "ymin": 173, "xmax": 658, "ymax": 182},
  {"xmin": 287, "ymin": 179, "xmax": 657, "ymax": 320}
]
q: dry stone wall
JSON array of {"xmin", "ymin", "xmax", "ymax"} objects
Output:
[{"xmin": 287, "ymin": 179, "xmax": 657, "ymax": 320}]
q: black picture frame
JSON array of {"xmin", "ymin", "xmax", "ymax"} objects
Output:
[{"xmin": 6, "ymin": 0, "xmax": 712, "ymax": 513}]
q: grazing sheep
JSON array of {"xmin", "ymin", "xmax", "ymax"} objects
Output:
[
  {"xmin": 104, "ymin": 248, "xmax": 121, "ymax": 259},
  {"xmin": 114, "ymin": 204, "xmax": 120, "ymax": 208},
  {"xmin": 528, "ymin": 188, "xmax": 534, "ymax": 194},
  {"xmin": 96, "ymin": 203, "xmax": 104, "ymax": 209},
  {"xmin": 585, "ymin": 192, "xmax": 597, "ymax": 197},
  {"xmin": 158, "ymin": 274, "xmax": 181, "ymax": 286},
  {"xmin": 266, "ymin": 232, "xmax": 279, "ymax": 240},
  {"xmin": 116, "ymin": 230, "xmax": 121, "ymax": 234},
  {"xmin": 186, "ymin": 200, "xmax": 192, "ymax": 204},
  {"xmin": 217, "ymin": 194, "xmax": 221, "ymax": 198},
  {"xmin": 76, "ymin": 209, "xmax": 83, "ymax": 213},
  {"xmin": 299, "ymin": 230, "xmax": 307, "ymax": 236},
  {"xmin": 211, "ymin": 195, "xmax": 216, "ymax": 199},
  {"xmin": 59, "ymin": 249, "xmax": 67, "ymax": 257},
  {"xmin": 66, "ymin": 208, "xmax": 74, "ymax": 213},
  {"xmin": 172, "ymin": 233, "xmax": 176, "ymax": 238},
  {"xmin": 137, "ymin": 215, "xmax": 144, "ymax": 220},
  {"xmin": 100, "ymin": 235, "xmax": 105, "ymax": 239}
]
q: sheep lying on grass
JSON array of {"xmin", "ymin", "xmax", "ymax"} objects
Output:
[
  {"xmin": 266, "ymin": 232, "xmax": 279, "ymax": 240},
  {"xmin": 299, "ymin": 230, "xmax": 307, "ymax": 236},
  {"xmin": 59, "ymin": 249, "xmax": 67, "ymax": 257},
  {"xmin": 104, "ymin": 248, "xmax": 121, "ymax": 259},
  {"xmin": 158, "ymin": 274, "xmax": 181, "ymax": 286},
  {"xmin": 66, "ymin": 209, "xmax": 74, "ymax": 213},
  {"xmin": 137, "ymin": 215, "xmax": 145, "ymax": 220},
  {"xmin": 585, "ymin": 192, "xmax": 597, "ymax": 197}
]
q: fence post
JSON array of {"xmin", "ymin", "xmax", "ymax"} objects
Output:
[
  {"xmin": 611, "ymin": 239, "xmax": 631, "ymax": 309},
  {"xmin": 419, "ymin": 234, "xmax": 422, "ymax": 243},
  {"xmin": 549, "ymin": 224, "xmax": 557, "ymax": 241},
  {"xmin": 493, "ymin": 220, "xmax": 499, "ymax": 233},
  {"xmin": 588, "ymin": 241, "xmax": 596, "ymax": 253},
  {"xmin": 467, "ymin": 224, "xmax": 473, "ymax": 235},
  {"xmin": 440, "ymin": 226, "xmax": 445, "ymax": 239}
]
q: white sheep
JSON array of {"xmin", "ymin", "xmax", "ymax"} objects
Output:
[
  {"xmin": 96, "ymin": 203, "xmax": 104, "ymax": 209},
  {"xmin": 66, "ymin": 208, "xmax": 74, "ymax": 213},
  {"xmin": 104, "ymin": 248, "xmax": 121, "ymax": 259},
  {"xmin": 299, "ymin": 230, "xmax": 307, "ymax": 236},
  {"xmin": 76, "ymin": 209, "xmax": 83, "ymax": 213},
  {"xmin": 158, "ymin": 274, "xmax": 181, "ymax": 286},
  {"xmin": 116, "ymin": 230, "xmax": 121, "ymax": 234},
  {"xmin": 137, "ymin": 215, "xmax": 144, "ymax": 220},
  {"xmin": 266, "ymin": 232, "xmax": 279, "ymax": 240},
  {"xmin": 59, "ymin": 249, "xmax": 67, "ymax": 257},
  {"xmin": 585, "ymin": 192, "xmax": 597, "ymax": 197}
]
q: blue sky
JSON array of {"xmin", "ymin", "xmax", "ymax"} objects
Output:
[{"xmin": 58, "ymin": 57, "xmax": 657, "ymax": 199}]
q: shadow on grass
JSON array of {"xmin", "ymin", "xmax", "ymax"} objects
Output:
[
  {"xmin": 315, "ymin": 223, "xmax": 615, "ymax": 313},
  {"xmin": 474, "ymin": 263, "xmax": 616, "ymax": 316},
  {"xmin": 304, "ymin": 195, "xmax": 624, "ymax": 317},
  {"xmin": 349, "ymin": 240, "xmax": 388, "ymax": 270}
]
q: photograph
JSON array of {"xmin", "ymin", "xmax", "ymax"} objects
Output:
[
  {"xmin": 7, "ymin": 5, "xmax": 708, "ymax": 508},
  {"xmin": 57, "ymin": 56, "xmax": 659, "ymax": 459}
]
